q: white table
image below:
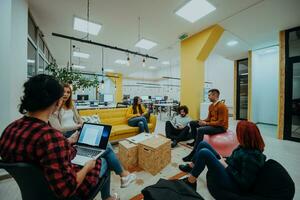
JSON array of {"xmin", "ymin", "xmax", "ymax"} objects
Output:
[{"xmin": 76, "ymin": 104, "xmax": 116, "ymax": 110}]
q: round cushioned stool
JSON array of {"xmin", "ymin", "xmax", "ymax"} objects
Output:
[{"xmin": 203, "ymin": 130, "xmax": 239, "ymax": 157}]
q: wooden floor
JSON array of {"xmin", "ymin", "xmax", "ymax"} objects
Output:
[{"xmin": 1, "ymin": 118, "xmax": 300, "ymax": 200}]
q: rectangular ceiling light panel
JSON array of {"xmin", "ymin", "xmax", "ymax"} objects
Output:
[
  {"xmin": 135, "ymin": 39, "xmax": 157, "ymax": 50},
  {"xmin": 73, "ymin": 17, "xmax": 101, "ymax": 35},
  {"xmin": 176, "ymin": 0, "xmax": 216, "ymax": 23},
  {"xmin": 73, "ymin": 51, "xmax": 90, "ymax": 59}
]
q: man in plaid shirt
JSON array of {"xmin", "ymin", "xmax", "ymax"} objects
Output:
[{"xmin": 0, "ymin": 75, "xmax": 116, "ymax": 200}]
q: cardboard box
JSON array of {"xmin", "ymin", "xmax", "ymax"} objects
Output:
[
  {"xmin": 138, "ymin": 135, "xmax": 171, "ymax": 175},
  {"xmin": 119, "ymin": 140, "xmax": 138, "ymax": 170}
]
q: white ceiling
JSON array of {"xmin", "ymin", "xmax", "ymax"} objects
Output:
[{"xmin": 28, "ymin": 0, "xmax": 300, "ymax": 75}]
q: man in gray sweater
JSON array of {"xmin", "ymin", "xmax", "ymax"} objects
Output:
[{"xmin": 165, "ymin": 105, "xmax": 192, "ymax": 148}]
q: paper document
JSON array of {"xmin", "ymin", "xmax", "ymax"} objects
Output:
[{"xmin": 126, "ymin": 133, "xmax": 153, "ymax": 144}]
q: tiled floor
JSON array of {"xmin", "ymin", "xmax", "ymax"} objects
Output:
[{"xmin": 0, "ymin": 117, "xmax": 299, "ymax": 200}]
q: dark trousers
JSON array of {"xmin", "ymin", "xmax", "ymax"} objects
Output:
[
  {"xmin": 190, "ymin": 141, "xmax": 239, "ymax": 193},
  {"xmin": 189, "ymin": 120, "xmax": 225, "ymax": 152},
  {"xmin": 165, "ymin": 121, "xmax": 191, "ymax": 142}
]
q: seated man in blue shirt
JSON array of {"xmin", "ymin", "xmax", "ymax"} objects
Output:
[{"xmin": 165, "ymin": 105, "xmax": 192, "ymax": 148}]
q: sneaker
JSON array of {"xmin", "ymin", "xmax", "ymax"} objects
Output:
[
  {"xmin": 179, "ymin": 164, "xmax": 193, "ymax": 173},
  {"xmin": 171, "ymin": 140, "xmax": 178, "ymax": 148},
  {"xmin": 107, "ymin": 193, "xmax": 120, "ymax": 200},
  {"xmin": 182, "ymin": 152, "xmax": 194, "ymax": 162},
  {"xmin": 186, "ymin": 141, "xmax": 195, "ymax": 147},
  {"xmin": 182, "ymin": 177, "xmax": 197, "ymax": 191},
  {"xmin": 121, "ymin": 173, "xmax": 136, "ymax": 188}
]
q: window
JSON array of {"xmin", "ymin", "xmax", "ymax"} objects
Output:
[
  {"xmin": 38, "ymin": 35, "xmax": 44, "ymax": 55},
  {"xmin": 27, "ymin": 40, "xmax": 36, "ymax": 77},
  {"xmin": 236, "ymin": 59, "xmax": 248, "ymax": 120},
  {"xmin": 38, "ymin": 55, "xmax": 44, "ymax": 74},
  {"xmin": 28, "ymin": 15, "xmax": 36, "ymax": 43},
  {"xmin": 289, "ymin": 30, "xmax": 300, "ymax": 57}
]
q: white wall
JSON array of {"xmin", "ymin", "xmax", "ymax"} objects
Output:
[
  {"xmin": 204, "ymin": 54, "xmax": 234, "ymax": 107},
  {"xmin": 0, "ymin": 0, "xmax": 28, "ymax": 133},
  {"xmin": 123, "ymin": 67, "xmax": 181, "ymax": 101},
  {"xmin": 252, "ymin": 47, "xmax": 279, "ymax": 125}
]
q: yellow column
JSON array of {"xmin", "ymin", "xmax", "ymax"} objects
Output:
[
  {"xmin": 106, "ymin": 72, "xmax": 123, "ymax": 103},
  {"xmin": 180, "ymin": 25, "xmax": 224, "ymax": 119},
  {"xmin": 278, "ymin": 31, "xmax": 285, "ymax": 140},
  {"xmin": 247, "ymin": 51, "xmax": 252, "ymax": 121}
]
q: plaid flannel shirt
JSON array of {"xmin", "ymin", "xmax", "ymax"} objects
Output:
[{"xmin": 0, "ymin": 116, "xmax": 102, "ymax": 199}]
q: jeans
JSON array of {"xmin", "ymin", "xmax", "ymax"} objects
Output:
[
  {"xmin": 189, "ymin": 121, "xmax": 225, "ymax": 152},
  {"xmin": 102, "ymin": 143, "xmax": 123, "ymax": 175},
  {"xmin": 99, "ymin": 143, "xmax": 124, "ymax": 199},
  {"xmin": 165, "ymin": 121, "xmax": 191, "ymax": 142},
  {"xmin": 128, "ymin": 116, "xmax": 149, "ymax": 133},
  {"xmin": 99, "ymin": 158, "xmax": 111, "ymax": 199},
  {"xmin": 190, "ymin": 141, "xmax": 239, "ymax": 192}
]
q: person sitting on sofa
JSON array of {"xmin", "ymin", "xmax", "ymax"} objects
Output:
[
  {"xmin": 126, "ymin": 96, "xmax": 150, "ymax": 133},
  {"xmin": 0, "ymin": 74, "xmax": 119, "ymax": 200},
  {"xmin": 183, "ymin": 89, "xmax": 228, "ymax": 162},
  {"xmin": 49, "ymin": 83, "xmax": 83, "ymax": 138},
  {"xmin": 179, "ymin": 120, "xmax": 266, "ymax": 194},
  {"xmin": 50, "ymin": 92, "xmax": 137, "ymax": 190},
  {"xmin": 165, "ymin": 105, "xmax": 192, "ymax": 148}
]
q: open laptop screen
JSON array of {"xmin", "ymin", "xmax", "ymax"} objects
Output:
[{"xmin": 77, "ymin": 123, "xmax": 111, "ymax": 149}]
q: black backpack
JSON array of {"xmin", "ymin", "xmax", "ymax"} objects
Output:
[{"xmin": 142, "ymin": 178, "xmax": 204, "ymax": 200}]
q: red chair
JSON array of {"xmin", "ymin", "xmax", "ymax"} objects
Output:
[{"xmin": 204, "ymin": 130, "xmax": 239, "ymax": 157}]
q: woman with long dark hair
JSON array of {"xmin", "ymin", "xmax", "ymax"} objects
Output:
[
  {"xmin": 126, "ymin": 96, "xmax": 149, "ymax": 133},
  {"xmin": 49, "ymin": 83, "xmax": 83, "ymax": 137},
  {"xmin": 178, "ymin": 121, "xmax": 266, "ymax": 194},
  {"xmin": 0, "ymin": 75, "xmax": 120, "ymax": 200}
]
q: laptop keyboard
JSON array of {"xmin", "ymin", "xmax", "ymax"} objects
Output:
[{"xmin": 76, "ymin": 147, "xmax": 102, "ymax": 157}]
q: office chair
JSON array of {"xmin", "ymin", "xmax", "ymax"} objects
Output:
[{"xmin": 0, "ymin": 161, "xmax": 108, "ymax": 200}]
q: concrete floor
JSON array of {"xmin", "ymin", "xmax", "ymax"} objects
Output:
[{"xmin": 0, "ymin": 117, "xmax": 299, "ymax": 200}]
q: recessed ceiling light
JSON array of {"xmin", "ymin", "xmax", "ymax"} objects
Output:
[
  {"xmin": 148, "ymin": 66, "xmax": 157, "ymax": 70},
  {"xmin": 73, "ymin": 51, "xmax": 90, "ymax": 59},
  {"xmin": 135, "ymin": 39, "xmax": 157, "ymax": 50},
  {"xmin": 227, "ymin": 40, "xmax": 238, "ymax": 46},
  {"xmin": 27, "ymin": 59, "xmax": 35, "ymax": 63},
  {"xmin": 175, "ymin": 0, "xmax": 216, "ymax": 23},
  {"xmin": 161, "ymin": 61, "xmax": 170, "ymax": 65},
  {"xmin": 104, "ymin": 69, "xmax": 114, "ymax": 73},
  {"xmin": 115, "ymin": 59, "xmax": 128, "ymax": 65},
  {"xmin": 73, "ymin": 17, "xmax": 102, "ymax": 35},
  {"xmin": 72, "ymin": 64, "xmax": 86, "ymax": 69}
]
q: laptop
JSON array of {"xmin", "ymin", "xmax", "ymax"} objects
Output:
[{"xmin": 71, "ymin": 122, "xmax": 112, "ymax": 166}]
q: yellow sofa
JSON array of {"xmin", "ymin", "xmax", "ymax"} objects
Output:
[{"xmin": 79, "ymin": 108, "xmax": 157, "ymax": 141}]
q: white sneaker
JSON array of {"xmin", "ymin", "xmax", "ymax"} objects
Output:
[{"xmin": 120, "ymin": 173, "xmax": 136, "ymax": 188}]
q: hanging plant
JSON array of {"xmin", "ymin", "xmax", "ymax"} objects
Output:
[{"xmin": 46, "ymin": 63, "xmax": 99, "ymax": 92}]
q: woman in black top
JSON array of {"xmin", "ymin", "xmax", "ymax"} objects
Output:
[{"xmin": 179, "ymin": 120, "xmax": 266, "ymax": 193}]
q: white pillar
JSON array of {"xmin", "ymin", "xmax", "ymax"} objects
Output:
[{"xmin": 0, "ymin": 0, "xmax": 28, "ymax": 133}]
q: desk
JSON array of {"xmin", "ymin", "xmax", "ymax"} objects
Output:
[
  {"xmin": 76, "ymin": 104, "xmax": 116, "ymax": 110},
  {"xmin": 153, "ymin": 103, "xmax": 178, "ymax": 120}
]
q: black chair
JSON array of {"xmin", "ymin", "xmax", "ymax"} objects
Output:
[
  {"xmin": 0, "ymin": 161, "xmax": 108, "ymax": 200},
  {"xmin": 206, "ymin": 159, "xmax": 295, "ymax": 200}
]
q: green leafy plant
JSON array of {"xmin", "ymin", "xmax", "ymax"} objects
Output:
[{"xmin": 46, "ymin": 63, "xmax": 99, "ymax": 92}]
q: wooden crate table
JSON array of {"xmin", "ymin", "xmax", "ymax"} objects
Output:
[
  {"xmin": 118, "ymin": 140, "xmax": 138, "ymax": 170},
  {"xmin": 138, "ymin": 135, "xmax": 171, "ymax": 175}
]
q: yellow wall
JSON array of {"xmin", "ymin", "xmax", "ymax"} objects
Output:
[
  {"xmin": 180, "ymin": 25, "xmax": 224, "ymax": 119},
  {"xmin": 106, "ymin": 72, "xmax": 123, "ymax": 103}
]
